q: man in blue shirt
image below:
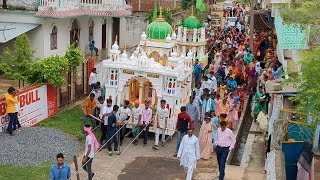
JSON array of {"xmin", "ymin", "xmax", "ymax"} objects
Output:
[
  {"xmin": 50, "ymin": 153, "xmax": 71, "ymax": 180},
  {"xmin": 227, "ymin": 76, "xmax": 238, "ymax": 92},
  {"xmin": 193, "ymin": 59, "xmax": 203, "ymax": 85},
  {"xmin": 89, "ymin": 40, "xmax": 98, "ymax": 56}
]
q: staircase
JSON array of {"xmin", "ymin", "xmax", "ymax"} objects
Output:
[{"xmin": 193, "ymin": 153, "xmax": 218, "ymax": 180}]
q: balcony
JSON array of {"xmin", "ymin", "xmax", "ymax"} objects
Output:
[{"xmin": 36, "ymin": 0, "xmax": 132, "ymax": 18}]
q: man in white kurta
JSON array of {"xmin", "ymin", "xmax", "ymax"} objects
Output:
[{"xmin": 177, "ymin": 129, "xmax": 200, "ymax": 180}]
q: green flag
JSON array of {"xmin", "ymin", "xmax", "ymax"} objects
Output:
[{"xmin": 196, "ymin": 0, "xmax": 206, "ymax": 13}]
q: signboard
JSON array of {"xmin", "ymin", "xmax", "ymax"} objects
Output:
[
  {"xmin": 147, "ymin": 73, "xmax": 159, "ymax": 78},
  {"xmin": 123, "ymin": 70, "xmax": 134, "ymax": 75},
  {"xmin": 0, "ymin": 84, "xmax": 57, "ymax": 132}
]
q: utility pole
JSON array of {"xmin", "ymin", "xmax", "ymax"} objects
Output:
[{"xmin": 249, "ymin": 0, "xmax": 255, "ymax": 51}]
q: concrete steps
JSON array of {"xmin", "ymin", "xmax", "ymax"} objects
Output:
[
  {"xmin": 192, "ymin": 155, "xmax": 218, "ymax": 180},
  {"xmin": 193, "ymin": 173, "xmax": 217, "ymax": 180},
  {"xmin": 224, "ymin": 165, "xmax": 245, "ymax": 180}
]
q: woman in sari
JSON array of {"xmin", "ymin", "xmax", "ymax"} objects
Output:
[
  {"xmin": 199, "ymin": 113, "xmax": 216, "ymax": 160},
  {"xmin": 247, "ymin": 66, "xmax": 259, "ymax": 94},
  {"xmin": 218, "ymin": 98, "xmax": 229, "ymax": 117},
  {"xmin": 253, "ymin": 86, "xmax": 266, "ymax": 120},
  {"xmin": 214, "ymin": 94, "xmax": 222, "ymax": 116},
  {"xmin": 297, "ymin": 139, "xmax": 314, "ymax": 180}
]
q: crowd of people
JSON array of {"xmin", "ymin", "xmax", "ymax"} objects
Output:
[{"xmin": 49, "ymin": 2, "xmax": 285, "ymax": 179}]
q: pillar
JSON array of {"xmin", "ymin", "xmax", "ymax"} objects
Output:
[
  {"xmin": 117, "ymin": 90, "xmax": 122, "ymax": 106},
  {"xmin": 151, "ymin": 88, "xmax": 156, "ymax": 106},
  {"xmin": 201, "ymin": 27, "xmax": 205, "ymax": 41},
  {"xmin": 177, "ymin": 26, "xmax": 182, "ymax": 40},
  {"xmin": 193, "ymin": 28, "xmax": 197, "ymax": 42},
  {"xmin": 138, "ymin": 85, "xmax": 143, "ymax": 103},
  {"xmin": 157, "ymin": 94, "xmax": 162, "ymax": 108},
  {"xmin": 183, "ymin": 28, "xmax": 187, "ymax": 42},
  {"xmin": 107, "ymin": 17, "xmax": 113, "ymax": 56},
  {"xmin": 125, "ymin": 86, "xmax": 130, "ymax": 101}
]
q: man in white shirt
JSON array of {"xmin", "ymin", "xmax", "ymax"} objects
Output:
[
  {"xmin": 177, "ymin": 128, "xmax": 200, "ymax": 180},
  {"xmin": 117, "ymin": 100, "xmax": 131, "ymax": 146},
  {"xmin": 153, "ymin": 99, "xmax": 169, "ymax": 150},
  {"xmin": 89, "ymin": 68, "xmax": 97, "ymax": 91},
  {"xmin": 99, "ymin": 99, "xmax": 112, "ymax": 147},
  {"xmin": 141, "ymin": 100, "xmax": 152, "ymax": 145},
  {"xmin": 209, "ymin": 71, "xmax": 218, "ymax": 94},
  {"xmin": 202, "ymin": 75, "xmax": 213, "ymax": 94},
  {"xmin": 83, "ymin": 124, "xmax": 96, "ymax": 180},
  {"xmin": 131, "ymin": 100, "xmax": 142, "ymax": 145}
]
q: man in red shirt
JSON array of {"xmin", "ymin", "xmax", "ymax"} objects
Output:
[{"xmin": 174, "ymin": 106, "xmax": 194, "ymax": 157}]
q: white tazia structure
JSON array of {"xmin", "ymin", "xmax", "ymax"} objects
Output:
[{"xmin": 98, "ymin": 8, "xmax": 195, "ymax": 135}]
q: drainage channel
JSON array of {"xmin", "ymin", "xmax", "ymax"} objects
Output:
[{"xmin": 230, "ymin": 95, "xmax": 254, "ymax": 166}]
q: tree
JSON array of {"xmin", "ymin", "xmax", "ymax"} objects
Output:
[
  {"xmin": 280, "ymin": 0, "xmax": 320, "ymax": 45},
  {"xmin": 65, "ymin": 43, "xmax": 84, "ymax": 77},
  {"xmin": 145, "ymin": 7, "xmax": 174, "ymax": 25},
  {"xmin": 0, "ymin": 34, "xmax": 37, "ymax": 82},
  {"xmin": 34, "ymin": 55, "xmax": 69, "ymax": 87},
  {"xmin": 279, "ymin": 0, "xmax": 320, "ymax": 115},
  {"xmin": 280, "ymin": 0, "xmax": 320, "ymax": 25},
  {"xmin": 181, "ymin": 0, "xmax": 196, "ymax": 10},
  {"xmin": 287, "ymin": 47, "xmax": 320, "ymax": 115}
]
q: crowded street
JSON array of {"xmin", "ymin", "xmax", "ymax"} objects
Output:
[{"xmin": 0, "ymin": 0, "xmax": 320, "ymax": 180}]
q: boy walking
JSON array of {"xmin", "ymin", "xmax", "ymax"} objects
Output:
[
  {"xmin": 141, "ymin": 100, "xmax": 152, "ymax": 145},
  {"xmin": 153, "ymin": 99, "xmax": 168, "ymax": 150},
  {"xmin": 174, "ymin": 106, "xmax": 193, "ymax": 157}
]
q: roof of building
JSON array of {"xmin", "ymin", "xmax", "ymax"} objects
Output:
[
  {"xmin": 130, "ymin": 0, "xmax": 176, "ymax": 12},
  {"xmin": 146, "ymin": 7, "xmax": 172, "ymax": 40},
  {"xmin": 0, "ymin": 22, "xmax": 40, "ymax": 43},
  {"xmin": 265, "ymin": 79, "xmax": 299, "ymax": 94},
  {"xmin": 35, "ymin": 8, "xmax": 131, "ymax": 18}
]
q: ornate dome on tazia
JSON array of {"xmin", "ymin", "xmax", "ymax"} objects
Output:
[{"xmin": 146, "ymin": 7, "xmax": 173, "ymax": 40}]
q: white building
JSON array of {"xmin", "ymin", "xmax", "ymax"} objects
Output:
[
  {"xmin": 0, "ymin": 0, "xmax": 132, "ymax": 107},
  {"xmin": 0, "ymin": 0, "xmax": 132, "ymax": 58},
  {"xmin": 96, "ymin": 9, "xmax": 204, "ymax": 134}
]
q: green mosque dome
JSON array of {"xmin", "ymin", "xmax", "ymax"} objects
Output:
[
  {"xmin": 182, "ymin": 6, "xmax": 202, "ymax": 29},
  {"xmin": 146, "ymin": 8, "xmax": 173, "ymax": 40}
]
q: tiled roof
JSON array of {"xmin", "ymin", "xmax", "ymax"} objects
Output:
[
  {"xmin": 35, "ymin": 8, "xmax": 131, "ymax": 18},
  {"xmin": 130, "ymin": 0, "xmax": 179, "ymax": 12},
  {"xmin": 124, "ymin": 4, "xmax": 133, "ymax": 9}
]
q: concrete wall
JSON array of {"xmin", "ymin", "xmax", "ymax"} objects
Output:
[
  {"xmin": 0, "ymin": 0, "xmax": 38, "ymax": 11},
  {"xmin": 266, "ymin": 149, "xmax": 286, "ymax": 180},
  {"xmin": 120, "ymin": 12, "xmax": 148, "ymax": 49}
]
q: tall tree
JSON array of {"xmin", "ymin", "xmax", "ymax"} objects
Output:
[
  {"xmin": 0, "ymin": 34, "xmax": 37, "ymax": 82},
  {"xmin": 280, "ymin": 0, "xmax": 320, "ymax": 115},
  {"xmin": 181, "ymin": 0, "xmax": 196, "ymax": 10}
]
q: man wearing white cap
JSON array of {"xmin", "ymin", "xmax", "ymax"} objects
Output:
[{"xmin": 202, "ymin": 75, "xmax": 213, "ymax": 94}]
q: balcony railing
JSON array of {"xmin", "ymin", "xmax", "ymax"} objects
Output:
[{"xmin": 38, "ymin": 0, "xmax": 125, "ymax": 11}]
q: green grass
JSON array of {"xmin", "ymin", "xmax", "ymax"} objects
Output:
[
  {"xmin": 0, "ymin": 105, "xmax": 103, "ymax": 180},
  {"xmin": 40, "ymin": 105, "xmax": 88, "ymax": 141},
  {"xmin": 0, "ymin": 163, "xmax": 52, "ymax": 180}
]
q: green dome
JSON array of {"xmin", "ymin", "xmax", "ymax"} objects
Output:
[
  {"xmin": 183, "ymin": 16, "xmax": 202, "ymax": 29},
  {"xmin": 147, "ymin": 20, "xmax": 173, "ymax": 40}
]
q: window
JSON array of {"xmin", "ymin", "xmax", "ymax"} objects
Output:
[
  {"xmin": 50, "ymin": 26, "xmax": 57, "ymax": 50},
  {"xmin": 109, "ymin": 69, "xmax": 118, "ymax": 86},
  {"xmin": 167, "ymin": 77, "xmax": 176, "ymax": 94}
]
